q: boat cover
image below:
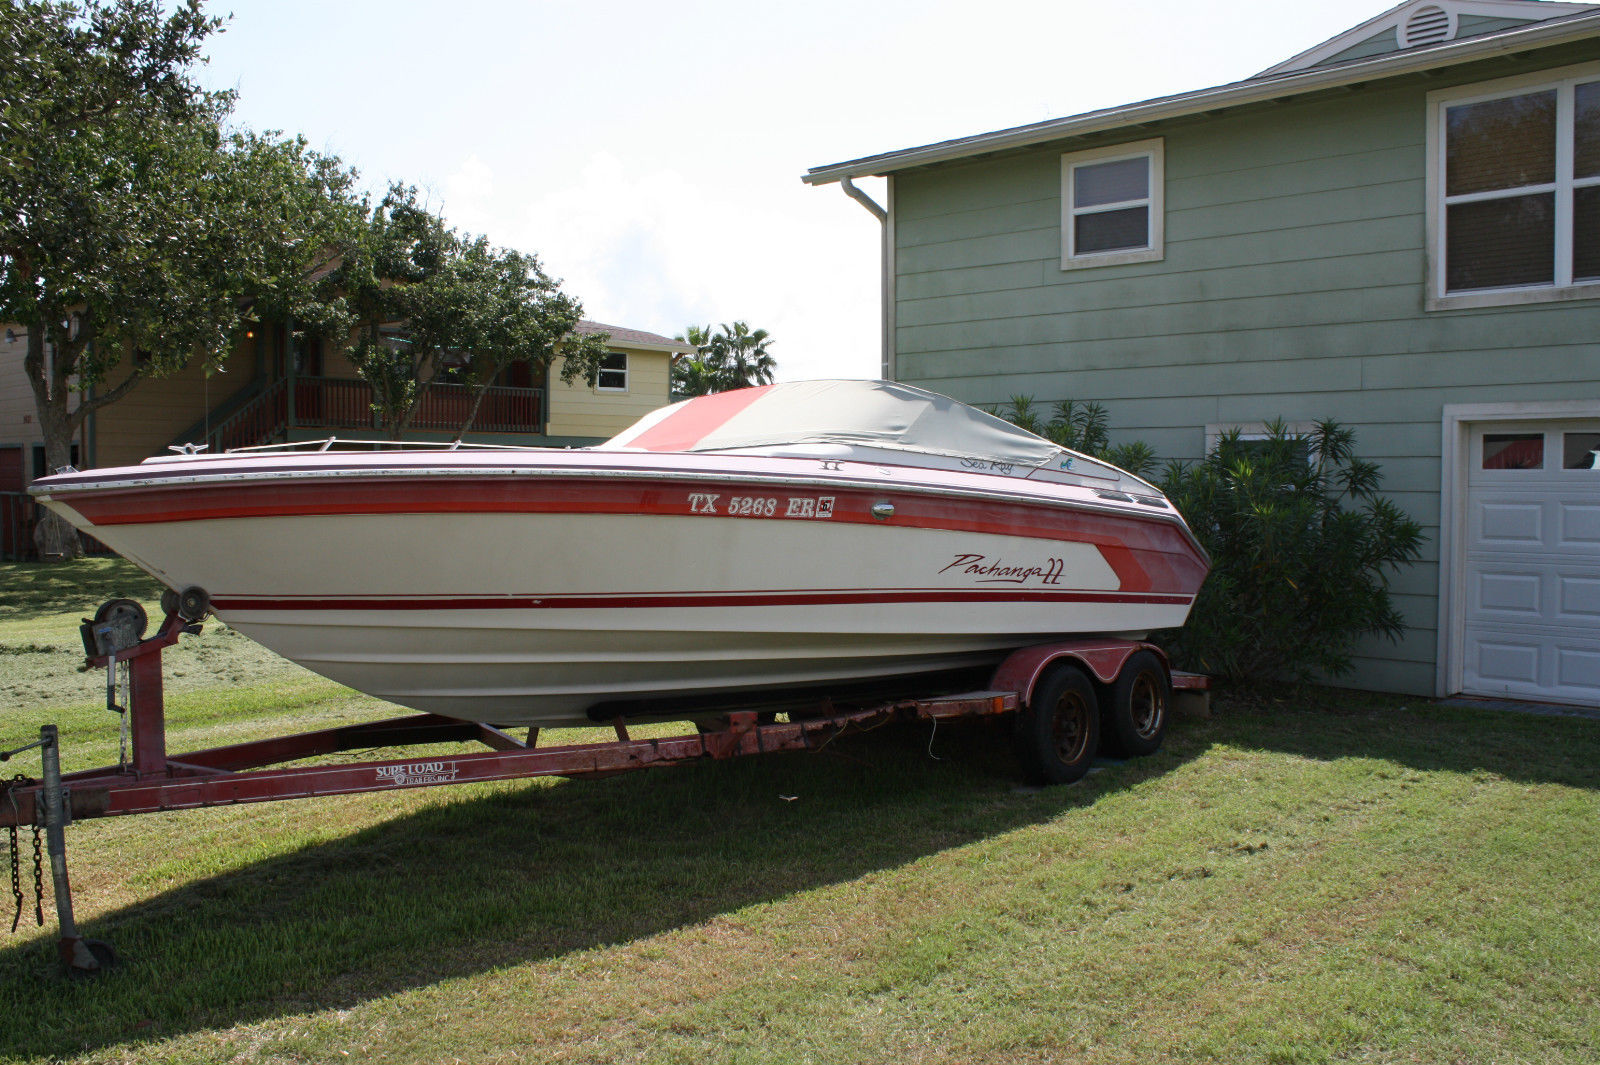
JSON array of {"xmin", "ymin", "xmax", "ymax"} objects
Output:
[{"xmin": 601, "ymin": 380, "xmax": 1065, "ymax": 465}]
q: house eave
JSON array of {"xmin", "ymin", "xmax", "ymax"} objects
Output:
[
  {"xmin": 1257, "ymin": 1, "xmax": 1600, "ymax": 77},
  {"xmin": 613, "ymin": 339, "xmax": 698, "ymax": 356},
  {"xmin": 801, "ymin": 11, "xmax": 1600, "ymax": 185}
]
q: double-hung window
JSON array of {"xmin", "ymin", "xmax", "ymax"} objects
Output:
[
  {"xmin": 1061, "ymin": 138, "xmax": 1164, "ymax": 270},
  {"xmin": 595, "ymin": 351, "xmax": 628, "ymax": 392},
  {"xmin": 1428, "ymin": 64, "xmax": 1600, "ymax": 308}
]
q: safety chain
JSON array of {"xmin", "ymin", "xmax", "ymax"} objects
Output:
[
  {"xmin": 3, "ymin": 776, "xmax": 44, "ymax": 934},
  {"xmin": 31, "ymin": 823, "xmax": 44, "ymax": 928}
]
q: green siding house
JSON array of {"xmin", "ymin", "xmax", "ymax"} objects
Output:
[{"xmin": 805, "ymin": 0, "xmax": 1600, "ymax": 707}]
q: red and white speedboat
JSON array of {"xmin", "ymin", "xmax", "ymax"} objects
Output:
[{"xmin": 30, "ymin": 380, "xmax": 1208, "ymax": 727}]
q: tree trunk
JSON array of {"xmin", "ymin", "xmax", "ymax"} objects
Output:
[
  {"xmin": 396, "ymin": 379, "xmax": 427, "ymax": 439},
  {"xmin": 34, "ymin": 408, "xmax": 84, "ymax": 562},
  {"xmin": 23, "ymin": 321, "xmax": 90, "ymax": 562},
  {"xmin": 455, "ymin": 378, "xmax": 493, "ymax": 443}
]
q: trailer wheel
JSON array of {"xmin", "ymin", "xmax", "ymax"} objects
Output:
[
  {"xmin": 1102, "ymin": 651, "xmax": 1169, "ymax": 759},
  {"xmin": 176, "ymin": 585, "xmax": 211, "ymax": 622},
  {"xmin": 1013, "ymin": 665, "xmax": 1100, "ymax": 785}
]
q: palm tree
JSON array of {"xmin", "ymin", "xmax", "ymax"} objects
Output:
[
  {"xmin": 713, "ymin": 321, "xmax": 775, "ymax": 390},
  {"xmin": 671, "ymin": 321, "xmax": 776, "ymax": 398},
  {"xmin": 672, "ymin": 324, "xmax": 718, "ymax": 400}
]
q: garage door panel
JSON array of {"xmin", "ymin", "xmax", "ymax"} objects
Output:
[
  {"xmin": 1556, "ymin": 647, "xmax": 1600, "ymax": 692},
  {"xmin": 1472, "ymin": 638, "xmax": 1542, "ymax": 686},
  {"xmin": 1558, "ymin": 575, "xmax": 1600, "ymax": 619},
  {"xmin": 1476, "ymin": 502, "xmax": 1544, "ymax": 545},
  {"xmin": 1473, "ymin": 570, "xmax": 1543, "ymax": 615},
  {"xmin": 1462, "ymin": 418, "xmax": 1600, "ymax": 707},
  {"xmin": 1559, "ymin": 504, "xmax": 1600, "ymax": 546}
]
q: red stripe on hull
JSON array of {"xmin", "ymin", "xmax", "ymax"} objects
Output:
[{"xmin": 211, "ymin": 589, "xmax": 1196, "ymax": 612}]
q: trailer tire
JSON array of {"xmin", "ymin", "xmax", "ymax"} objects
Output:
[
  {"xmin": 1013, "ymin": 665, "xmax": 1100, "ymax": 785},
  {"xmin": 1102, "ymin": 651, "xmax": 1169, "ymax": 759}
]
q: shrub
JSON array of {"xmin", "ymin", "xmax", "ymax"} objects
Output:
[
  {"xmin": 993, "ymin": 396, "xmax": 1158, "ymax": 478},
  {"xmin": 1157, "ymin": 420, "xmax": 1424, "ymax": 686}
]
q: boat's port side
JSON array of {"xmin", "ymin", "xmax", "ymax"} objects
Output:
[{"xmin": 0, "ymin": 604, "xmax": 1201, "ymax": 976}]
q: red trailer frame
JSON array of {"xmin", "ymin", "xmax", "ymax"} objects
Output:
[{"xmin": 2, "ymin": 607, "xmax": 1204, "ymax": 974}]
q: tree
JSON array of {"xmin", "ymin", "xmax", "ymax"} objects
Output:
[
  {"xmin": 993, "ymin": 396, "xmax": 1159, "ymax": 478},
  {"xmin": 1, "ymin": 0, "xmax": 361, "ymax": 556},
  {"xmin": 335, "ymin": 186, "xmax": 606, "ymax": 437},
  {"xmin": 670, "ymin": 324, "xmax": 716, "ymax": 400},
  {"xmin": 671, "ymin": 321, "xmax": 777, "ymax": 399},
  {"xmin": 716, "ymin": 321, "xmax": 776, "ymax": 390},
  {"xmin": 991, "ymin": 400, "xmax": 1426, "ymax": 687},
  {"xmin": 1158, "ymin": 420, "xmax": 1425, "ymax": 686}
]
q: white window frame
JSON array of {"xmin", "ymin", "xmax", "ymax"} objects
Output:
[
  {"xmin": 1425, "ymin": 61, "xmax": 1600, "ymax": 311},
  {"xmin": 595, "ymin": 351, "xmax": 628, "ymax": 393},
  {"xmin": 1060, "ymin": 138, "xmax": 1164, "ymax": 271},
  {"xmin": 1204, "ymin": 421, "xmax": 1318, "ymax": 455}
]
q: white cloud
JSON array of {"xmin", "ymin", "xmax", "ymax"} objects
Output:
[
  {"xmin": 438, "ymin": 151, "xmax": 883, "ymax": 382},
  {"xmin": 439, "ymin": 155, "xmax": 496, "ymax": 237}
]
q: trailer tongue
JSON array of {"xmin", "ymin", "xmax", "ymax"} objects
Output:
[{"xmin": 2, "ymin": 599, "xmax": 1204, "ymax": 976}]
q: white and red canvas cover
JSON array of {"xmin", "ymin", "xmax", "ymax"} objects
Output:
[{"xmin": 602, "ymin": 380, "xmax": 1064, "ymax": 466}]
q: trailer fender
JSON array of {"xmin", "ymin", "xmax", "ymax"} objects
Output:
[{"xmin": 990, "ymin": 639, "xmax": 1168, "ymax": 706}]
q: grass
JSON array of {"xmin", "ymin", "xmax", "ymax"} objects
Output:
[{"xmin": 1, "ymin": 559, "xmax": 1598, "ymax": 1063}]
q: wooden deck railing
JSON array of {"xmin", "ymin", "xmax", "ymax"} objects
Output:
[
  {"xmin": 205, "ymin": 377, "xmax": 544, "ymax": 450},
  {"xmin": 412, "ymin": 383, "xmax": 543, "ymax": 434},
  {"xmin": 207, "ymin": 379, "xmax": 287, "ymax": 453}
]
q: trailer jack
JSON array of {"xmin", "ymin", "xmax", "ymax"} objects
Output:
[{"xmin": 3, "ymin": 726, "xmax": 114, "ymax": 976}]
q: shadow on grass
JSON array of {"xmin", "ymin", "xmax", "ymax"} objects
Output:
[
  {"xmin": 0, "ymin": 718, "xmax": 1198, "ymax": 1059},
  {"xmin": 5, "ymin": 698, "xmax": 1593, "ymax": 1058},
  {"xmin": 0, "ymin": 559, "xmax": 164, "ymax": 622},
  {"xmin": 1205, "ymin": 689, "xmax": 1600, "ymax": 791}
]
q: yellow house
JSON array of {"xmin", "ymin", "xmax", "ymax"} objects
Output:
[
  {"xmin": 0, "ymin": 325, "xmax": 60, "ymax": 558},
  {"xmin": 66, "ymin": 319, "xmax": 693, "ymax": 471}
]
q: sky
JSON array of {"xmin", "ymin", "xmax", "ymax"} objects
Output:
[{"xmin": 196, "ymin": 0, "xmax": 1374, "ymax": 381}]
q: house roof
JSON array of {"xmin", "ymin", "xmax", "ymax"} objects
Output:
[
  {"xmin": 1258, "ymin": 0, "xmax": 1595, "ymax": 76},
  {"xmin": 802, "ymin": 1, "xmax": 1600, "ymax": 186},
  {"xmin": 573, "ymin": 320, "xmax": 697, "ymax": 355}
]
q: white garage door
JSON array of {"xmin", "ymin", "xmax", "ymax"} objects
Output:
[{"xmin": 1462, "ymin": 421, "xmax": 1600, "ymax": 706}]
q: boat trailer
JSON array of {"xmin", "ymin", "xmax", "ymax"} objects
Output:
[{"xmin": 2, "ymin": 600, "xmax": 1206, "ymax": 976}]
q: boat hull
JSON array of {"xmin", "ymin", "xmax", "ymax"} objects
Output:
[{"xmin": 36, "ymin": 453, "xmax": 1208, "ymax": 727}]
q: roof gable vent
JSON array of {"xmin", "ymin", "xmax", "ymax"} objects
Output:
[{"xmin": 1401, "ymin": 5, "xmax": 1454, "ymax": 48}]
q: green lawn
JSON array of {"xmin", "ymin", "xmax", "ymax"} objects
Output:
[{"xmin": 1, "ymin": 559, "xmax": 1597, "ymax": 1064}]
